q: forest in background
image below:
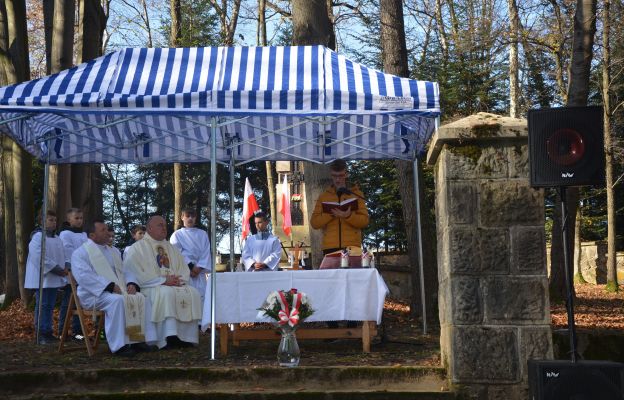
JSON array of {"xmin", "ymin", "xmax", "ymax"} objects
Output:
[{"xmin": 0, "ymin": 0, "xmax": 622, "ymax": 316}]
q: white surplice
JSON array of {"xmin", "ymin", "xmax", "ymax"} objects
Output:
[
  {"xmin": 59, "ymin": 230, "xmax": 88, "ymax": 266},
  {"xmin": 241, "ymin": 232, "xmax": 281, "ymax": 272},
  {"xmin": 24, "ymin": 231, "xmax": 66, "ymax": 289},
  {"xmin": 123, "ymin": 233, "xmax": 202, "ymax": 346},
  {"xmin": 169, "ymin": 227, "xmax": 212, "ymax": 300},
  {"xmin": 71, "ymin": 240, "xmax": 158, "ymax": 352}
]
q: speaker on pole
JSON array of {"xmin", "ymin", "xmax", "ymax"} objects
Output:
[
  {"xmin": 528, "ymin": 106, "xmax": 605, "ymax": 188},
  {"xmin": 528, "ymin": 360, "xmax": 624, "ymax": 399}
]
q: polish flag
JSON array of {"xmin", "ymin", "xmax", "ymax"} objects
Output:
[
  {"xmin": 279, "ymin": 174, "xmax": 292, "ymax": 237},
  {"xmin": 242, "ymin": 178, "xmax": 259, "ymax": 241}
]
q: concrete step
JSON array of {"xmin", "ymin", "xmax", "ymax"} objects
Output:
[{"xmin": 1, "ymin": 366, "xmax": 455, "ymax": 399}]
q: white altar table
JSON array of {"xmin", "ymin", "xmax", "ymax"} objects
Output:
[{"xmin": 201, "ymin": 269, "xmax": 389, "ymax": 354}]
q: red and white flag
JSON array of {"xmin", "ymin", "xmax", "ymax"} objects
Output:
[
  {"xmin": 242, "ymin": 178, "xmax": 260, "ymax": 241},
  {"xmin": 279, "ymin": 174, "xmax": 292, "ymax": 237}
]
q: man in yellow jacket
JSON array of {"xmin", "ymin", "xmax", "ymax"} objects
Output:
[{"xmin": 310, "ymin": 159, "xmax": 369, "ymax": 255}]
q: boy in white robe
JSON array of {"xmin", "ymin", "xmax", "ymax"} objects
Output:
[
  {"xmin": 123, "ymin": 215, "xmax": 202, "ymax": 348},
  {"xmin": 59, "ymin": 208, "xmax": 87, "ymax": 340},
  {"xmin": 25, "ymin": 210, "xmax": 67, "ymax": 344},
  {"xmin": 169, "ymin": 208, "xmax": 212, "ymax": 300},
  {"xmin": 123, "ymin": 225, "xmax": 145, "ymax": 259},
  {"xmin": 71, "ymin": 220, "xmax": 158, "ymax": 356},
  {"xmin": 242, "ymin": 211, "xmax": 282, "ymax": 272}
]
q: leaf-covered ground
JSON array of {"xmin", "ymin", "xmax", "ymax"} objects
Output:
[
  {"xmin": 0, "ymin": 297, "xmax": 440, "ymax": 372},
  {"xmin": 2, "ymin": 284, "xmax": 621, "ymax": 373},
  {"xmin": 551, "ymin": 283, "xmax": 624, "ymax": 331}
]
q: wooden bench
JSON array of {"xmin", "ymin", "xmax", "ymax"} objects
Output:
[{"xmin": 218, "ymin": 321, "xmax": 377, "ymax": 355}]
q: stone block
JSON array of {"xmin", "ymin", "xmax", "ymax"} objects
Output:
[
  {"xmin": 484, "ymin": 277, "xmax": 548, "ymax": 323},
  {"xmin": 508, "ymin": 144, "xmax": 529, "ymax": 178},
  {"xmin": 450, "ymin": 227, "xmax": 480, "ymax": 274},
  {"xmin": 479, "ymin": 181, "xmax": 543, "ymax": 227},
  {"xmin": 452, "ymin": 277, "xmax": 482, "ymax": 324},
  {"xmin": 520, "ymin": 327, "xmax": 553, "ymax": 381},
  {"xmin": 452, "ymin": 326, "xmax": 519, "ymax": 382},
  {"xmin": 511, "ymin": 227, "xmax": 546, "ymax": 274},
  {"xmin": 479, "ymin": 228, "xmax": 510, "ymax": 274},
  {"xmin": 438, "ymin": 278, "xmax": 451, "ymax": 325},
  {"xmin": 448, "ymin": 182, "xmax": 476, "ymax": 225},
  {"xmin": 443, "ymin": 145, "xmax": 508, "ymax": 180}
]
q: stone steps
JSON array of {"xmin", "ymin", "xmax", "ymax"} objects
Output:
[{"xmin": 1, "ymin": 366, "xmax": 455, "ymax": 399}]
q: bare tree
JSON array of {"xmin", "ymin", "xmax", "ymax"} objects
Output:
[
  {"xmin": 171, "ymin": 0, "xmax": 183, "ymax": 230},
  {"xmin": 549, "ymin": 0, "xmax": 598, "ymax": 301},
  {"xmin": 291, "ymin": 0, "xmax": 334, "ymax": 267},
  {"xmin": 602, "ymin": 0, "xmax": 617, "ymax": 292},
  {"xmin": 208, "ymin": 0, "xmax": 242, "ymax": 46},
  {"xmin": 508, "ymin": 0, "xmax": 520, "ymax": 117},
  {"xmin": 3, "ymin": 0, "xmax": 33, "ymax": 305}
]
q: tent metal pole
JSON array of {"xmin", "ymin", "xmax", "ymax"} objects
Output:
[
  {"xmin": 210, "ymin": 117, "xmax": 218, "ymax": 360},
  {"xmin": 229, "ymin": 155, "xmax": 235, "ymax": 272},
  {"xmin": 413, "ymin": 156, "xmax": 427, "ymax": 335},
  {"xmin": 36, "ymin": 148, "xmax": 52, "ymax": 345}
]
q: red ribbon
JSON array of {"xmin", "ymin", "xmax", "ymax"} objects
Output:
[{"xmin": 277, "ymin": 290, "xmax": 303, "ymax": 327}]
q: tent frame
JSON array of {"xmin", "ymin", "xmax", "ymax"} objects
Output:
[{"xmin": 29, "ymin": 112, "xmax": 437, "ymax": 359}]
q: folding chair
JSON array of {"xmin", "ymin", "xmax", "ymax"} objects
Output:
[{"xmin": 58, "ymin": 271, "xmax": 105, "ymax": 356}]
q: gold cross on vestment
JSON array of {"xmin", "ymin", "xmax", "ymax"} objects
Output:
[{"xmin": 180, "ymin": 299, "xmax": 188, "ymax": 309}]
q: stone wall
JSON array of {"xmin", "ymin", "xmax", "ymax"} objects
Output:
[
  {"xmin": 427, "ymin": 113, "xmax": 553, "ymax": 399},
  {"xmin": 546, "ymin": 243, "xmax": 624, "ymax": 284}
]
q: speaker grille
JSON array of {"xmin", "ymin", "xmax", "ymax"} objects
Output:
[{"xmin": 528, "ymin": 106, "xmax": 605, "ymax": 187}]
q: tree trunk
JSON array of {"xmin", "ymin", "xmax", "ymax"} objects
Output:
[
  {"xmin": 380, "ymin": 0, "xmax": 438, "ymax": 323},
  {"xmin": 170, "ymin": 0, "xmax": 182, "ymax": 231},
  {"xmin": 74, "ymin": 0, "xmax": 107, "ymax": 223},
  {"xmin": 5, "ymin": 0, "xmax": 33, "ymax": 304},
  {"xmin": 291, "ymin": 0, "xmax": 335, "ymax": 267},
  {"xmin": 549, "ymin": 0, "xmax": 597, "ymax": 301},
  {"xmin": 508, "ymin": 0, "xmax": 519, "ymax": 118},
  {"xmin": 602, "ymin": 0, "xmax": 617, "ymax": 292},
  {"xmin": 573, "ymin": 206, "xmax": 586, "ymax": 283},
  {"xmin": 1, "ymin": 136, "xmax": 18, "ymax": 305},
  {"xmin": 173, "ymin": 163, "xmax": 182, "ymax": 230},
  {"xmin": 46, "ymin": 0, "xmax": 75, "ymax": 216}
]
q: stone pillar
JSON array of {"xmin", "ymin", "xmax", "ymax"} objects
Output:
[{"xmin": 426, "ymin": 113, "xmax": 553, "ymax": 399}]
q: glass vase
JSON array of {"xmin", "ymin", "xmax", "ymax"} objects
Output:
[{"xmin": 277, "ymin": 325, "xmax": 300, "ymax": 367}]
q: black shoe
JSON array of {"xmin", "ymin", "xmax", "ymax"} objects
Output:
[
  {"xmin": 114, "ymin": 345, "xmax": 136, "ymax": 357},
  {"xmin": 37, "ymin": 335, "xmax": 54, "ymax": 345},
  {"xmin": 166, "ymin": 335, "xmax": 195, "ymax": 349},
  {"xmin": 131, "ymin": 342, "xmax": 157, "ymax": 352}
]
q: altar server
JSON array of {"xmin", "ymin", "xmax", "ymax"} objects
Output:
[
  {"xmin": 169, "ymin": 208, "xmax": 212, "ymax": 301},
  {"xmin": 24, "ymin": 210, "xmax": 67, "ymax": 344},
  {"xmin": 123, "ymin": 215, "xmax": 202, "ymax": 348},
  {"xmin": 72, "ymin": 220, "xmax": 158, "ymax": 355},
  {"xmin": 241, "ymin": 211, "xmax": 281, "ymax": 272}
]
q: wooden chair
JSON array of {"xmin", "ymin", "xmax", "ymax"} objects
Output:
[{"xmin": 58, "ymin": 271, "xmax": 105, "ymax": 356}]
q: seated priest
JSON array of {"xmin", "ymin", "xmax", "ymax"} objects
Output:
[
  {"xmin": 241, "ymin": 211, "xmax": 281, "ymax": 272},
  {"xmin": 71, "ymin": 220, "xmax": 158, "ymax": 356},
  {"xmin": 123, "ymin": 215, "xmax": 202, "ymax": 348}
]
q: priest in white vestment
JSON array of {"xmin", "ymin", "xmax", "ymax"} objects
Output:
[
  {"xmin": 123, "ymin": 215, "xmax": 202, "ymax": 347},
  {"xmin": 71, "ymin": 220, "xmax": 158, "ymax": 355},
  {"xmin": 242, "ymin": 211, "xmax": 282, "ymax": 272},
  {"xmin": 169, "ymin": 208, "xmax": 211, "ymax": 301}
]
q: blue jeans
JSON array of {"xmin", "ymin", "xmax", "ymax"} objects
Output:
[
  {"xmin": 33, "ymin": 288, "xmax": 57, "ymax": 336},
  {"xmin": 59, "ymin": 285, "xmax": 82, "ymax": 335}
]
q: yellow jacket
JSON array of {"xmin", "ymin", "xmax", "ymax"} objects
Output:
[{"xmin": 310, "ymin": 185, "xmax": 369, "ymax": 251}]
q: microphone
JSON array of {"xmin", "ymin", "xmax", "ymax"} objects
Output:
[{"xmin": 336, "ymin": 187, "xmax": 366, "ymax": 201}]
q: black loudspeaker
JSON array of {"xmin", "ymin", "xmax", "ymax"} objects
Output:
[
  {"xmin": 528, "ymin": 360, "xmax": 624, "ymax": 400},
  {"xmin": 528, "ymin": 106, "xmax": 605, "ymax": 187}
]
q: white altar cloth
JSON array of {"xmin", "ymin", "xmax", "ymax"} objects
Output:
[{"xmin": 201, "ymin": 269, "xmax": 389, "ymax": 330}]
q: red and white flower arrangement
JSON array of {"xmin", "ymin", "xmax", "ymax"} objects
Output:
[{"xmin": 257, "ymin": 288, "xmax": 314, "ymax": 328}]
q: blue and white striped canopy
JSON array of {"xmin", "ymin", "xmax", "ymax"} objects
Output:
[{"xmin": 0, "ymin": 46, "xmax": 440, "ymax": 164}]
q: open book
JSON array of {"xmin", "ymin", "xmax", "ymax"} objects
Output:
[{"xmin": 322, "ymin": 197, "xmax": 358, "ymax": 213}]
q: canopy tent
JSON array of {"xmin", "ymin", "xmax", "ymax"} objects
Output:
[
  {"xmin": 0, "ymin": 45, "xmax": 440, "ymax": 357},
  {"xmin": 0, "ymin": 46, "xmax": 439, "ymax": 165}
]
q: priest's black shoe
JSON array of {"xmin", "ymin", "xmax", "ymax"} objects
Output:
[
  {"xmin": 131, "ymin": 342, "xmax": 157, "ymax": 352},
  {"xmin": 113, "ymin": 345, "xmax": 136, "ymax": 357},
  {"xmin": 166, "ymin": 335, "xmax": 194, "ymax": 349}
]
